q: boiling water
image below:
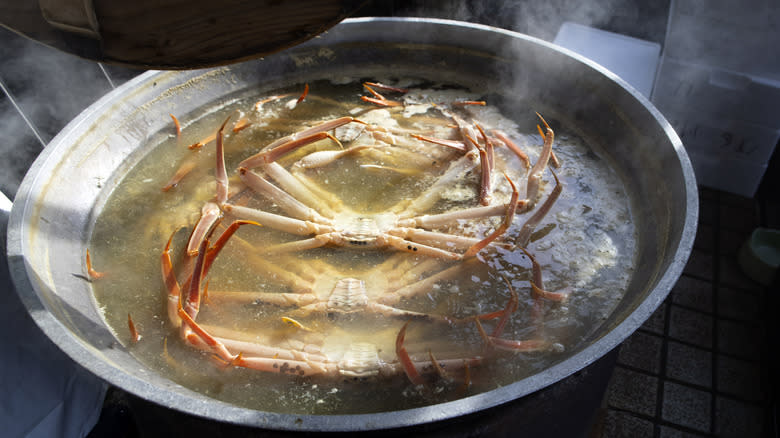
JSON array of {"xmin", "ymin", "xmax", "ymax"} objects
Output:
[{"xmin": 89, "ymin": 79, "xmax": 636, "ymax": 414}]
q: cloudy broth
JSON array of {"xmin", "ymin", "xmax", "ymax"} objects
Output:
[{"xmin": 89, "ymin": 79, "xmax": 636, "ymax": 414}]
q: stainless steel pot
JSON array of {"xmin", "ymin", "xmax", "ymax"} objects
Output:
[{"xmin": 5, "ymin": 18, "xmax": 697, "ymax": 433}]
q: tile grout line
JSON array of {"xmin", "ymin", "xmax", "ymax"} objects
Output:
[{"xmin": 0, "ymin": 76, "xmax": 47, "ymax": 148}]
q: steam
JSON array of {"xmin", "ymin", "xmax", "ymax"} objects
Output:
[
  {"xmin": 390, "ymin": 0, "xmax": 626, "ymax": 41},
  {"xmin": 0, "ymin": 26, "xmax": 117, "ymax": 197}
]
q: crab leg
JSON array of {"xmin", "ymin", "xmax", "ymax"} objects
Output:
[
  {"xmin": 474, "ymin": 318, "xmax": 548, "ymax": 353},
  {"xmin": 377, "ymin": 234, "xmax": 462, "ymax": 260},
  {"xmin": 519, "ymin": 247, "xmax": 570, "ymax": 302},
  {"xmin": 224, "ymin": 203, "xmax": 333, "ymax": 237},
  {"xmin": 378, "ymin": 262, "xmax": 465, "ymax": 304},
  {"xmin": 490, "ymin": 283, "xmax": 519, "ymax": 337},
  {"xmin": 397, "ymin": 322, "xmax": 425, "ymax": 385},
  {"xmin": 492, "ymin": 130, "xmax": 530, "ymax": 171},
  {"xmin": 474, "ymin": 140, "xmax": 493, "ymax": 206},
  {"xmin": 238, "ymin": 117, "xmax": 364, "ymax": 169},
  {"xmin": 516, "ymin": 169, "xmax": 561, "ymax": 248},
  {"xmin": 186, "ymin": 117, "xmax": 234, "ymax": 254},
  {"xmin": 464, "ymin": 174, "xmax": 519, "ymax": 258},
  {"xmin": 215, "ymin": 116, "xmax": 231, "ymax": 205},
  {"xmin": 526, "ymin": 113, "xmax": 554, "ymax": 207},
  {"xmin": 181, "ymin": 238, "xmax": 209, "ymax": 320},
  {"xmin": 162, "ymin": 231, "xmax": 183, "ymax": 327},
  {"xmin": 235, "ymin": 170, "xmax": 335, "ymax": 223},
  {"xmin": 206, "ymin": 291, "xmax": 319, "ymax": 307},
  {"xmin": 187, "ymin": 204, "xmax": 222, "ymax": 255},
  {"xmin": 391, "ymin": 151, "xmax": 479, "ymax": 216},
  {"xmin": 412, "ymin": 134, "xmax": 467, "ymax": 152},
  {"xmin": 389, "ymin": 228, "xmax": 490, "ymax": 250},
  {"xmin": 474, "ymin": 123, "xmax": 495, "ymax": 206},
  {"xmin": 292, "ymin": 144, "xmax": 378, "ymax": 170},
  {"xmin": 397, "ymin": 199, "xmax": 528, "ymax": 229}
]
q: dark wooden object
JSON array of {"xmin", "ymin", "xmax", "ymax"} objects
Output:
[{"xmin": 0, "ymin": 0, "xmax": 367, "ymax": 69}]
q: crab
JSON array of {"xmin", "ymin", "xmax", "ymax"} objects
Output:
[
  {"xmin": 161, "ymin": 220, "xmax": 550, "ymax": 381},
  {"xmin": 158, "ymin": 84, "xmax": 566, "ymax": 386},
  {"xmin": 185, "ymin": 105, "xmax": 559, "ymax": 263}
]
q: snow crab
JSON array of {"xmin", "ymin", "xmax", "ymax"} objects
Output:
[{"xmin": 161, "ymin": 219, "xmax": 553, "ymax": 382}]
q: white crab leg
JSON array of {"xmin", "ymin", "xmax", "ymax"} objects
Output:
[
  {"xmin": 389, "ymin": 228, "xmax": 489, "ymax": 251},
  {"xmin": 285, "ymin": 170, "xmax": 348, "ymax": 213},
  {"xmin": 206, "ymin": 291, "xmax": 319, "ymax": 307},
  {"xmin": 259, "ymin": 162, "xmax": 340, "ymax": 216},
  {"xmin": 376, "ymin": 234, "xmax": 462, "ymax": 260},
  {"xmin": 225, "ymin": 234, "xmax": 318, "ymax": 289},
  {"xmin": 223, "ymin": 204, "xmax": 333, "ymax": 236},
  {"xmin": 237, "ymin": 169, "xmax": 333, "ymax": 223},
  {"xmin": 391, "ymin": 151, "xmax": 480, "ymax": 216},
  {"xmin": 397, "ymin": 200, "xmax": 527, "ymax": 229},
  {"xmin": 292, "ymin": 144, "xmax": 377, "ymax": 169},
  {"xmin": 238, "ymin": 116, "xmax": 364, "ymax": 169},
  {"xmin": 262, "ymin": 234, "xmax": 332, "ymax": 254},
  {"xmin": 378, "ymin": 262, "xmax": 465, "ymax": 304},
  {"xmin": 184, "ymin": 333, "xmax": 336, "ymax": 376}
]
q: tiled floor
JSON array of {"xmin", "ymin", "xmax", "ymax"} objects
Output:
[
  {"xmin": 2, "ymin": 3, "xmax": 778, "ymax": 437},
  {"xmin": 596, "ymin": 189, "xmax": 778, "ymax": 437}
]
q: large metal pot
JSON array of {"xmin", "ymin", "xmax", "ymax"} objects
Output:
[{"xmin": 6, "ymin": 18, "xmax": 697, "ymax": 434}]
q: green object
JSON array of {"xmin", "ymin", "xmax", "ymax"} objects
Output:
[{"xmin": 738, "ymin": 228, "xmax": 780, "ymax": 286}]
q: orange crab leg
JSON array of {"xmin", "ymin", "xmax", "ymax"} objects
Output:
[
  {"xmin": 215, "ymin": 116, "xmax": 231, "ymax": 204},
  {"xmin": 475, "ymin": 123, "xmax": 494, "ymax": 173},
  {"xmin": 526, "ymin": 113, "xmax": 555, "ymax": 204},
  {"xmin": 297, "ymin": 83, "xmax": 309, "ymax": 103},
  {"xmin": 177, "ymin": 307, "xmax": 235, "ymax": 362},
  {"xmin": 396, "ymin": 322, "xmax": 425, "ymax": 385},
  {"xmin": 169, "ymin": 114, "xmax": 181, "ymax": 137},
  {"xmin": 161, "ymin": 230, "xmax": 184, "ymax": 325},
  {"xmin": 232, "ymin": 117, "xmax": 251, "ymax": 133},
  {"xmin": 519, "ymin": 247, "xmax": 569, "ymax": 302},
  {"xmin": 362, "ymin": 83, "xmax": 386, "ymax": 100},
  {"xmin": 161, "ymin": 159, "xmax": 196, "ymax": 192},
  {"xmin": 536, "ymin": 124, "xmax": 560, "ymax": 168},
  {"xmin": 127, "ymin": 313, "xmax": 141, "ymax": 343},
  {"xmin": 188, "ymin": 132, "xmax": 216, "ymax": 150},
  {"xmin": 452, "ymin": 100, "xmax": 486, "ymax": 106},
  {"xmin": 203, "ymin": 220, "xmax": 263, "ymax": 274},
  {"xmin": 183, "ymin": 238, "xmax": 209, "ymax": 318},
  {"xmin": 361, "ymin": 95, "xmax": 403, "ymax": 107},
  {"xmin": 474, "ymin": 318, "xmax": 547, "ymax": 352},
  {"xmin": 254, "ymin": 93, "xmax": 293, "ymax": 111},
  {"xmin": 363, "ymin": 82, "xmax": 409, "ymax": 94},
  {"xmin": 492, "ymin": 130, "xmax": 530, "ymax": 170},
  {"xmin": 247, "ymin": 131, "xmax": 341, "ymax": 167},
  {"xmin": 491, "ymin": 285, "xmax": 519, "ymax": 338},
  {"xmin": 412, "ymin": 134, "xmax": 467, "ymax": 151},
  {"xmin": 516, "ymin": 169, "xmax": 561, "ymax": 248},
  {"xmin": 85, "ymin": 249, "xmax": 104, "ymax": 279},
  {"xmin": 463, "ymin": 173, "xmax": 519, "ymax": 258}
]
